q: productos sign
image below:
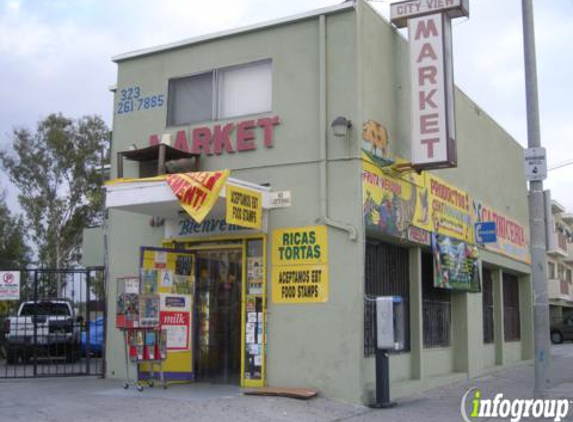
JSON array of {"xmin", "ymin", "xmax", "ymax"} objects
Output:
[{"xmin": 149, "ymin": 116, "xmax": 280, "ymax": 156}]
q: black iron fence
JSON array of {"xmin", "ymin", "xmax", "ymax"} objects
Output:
[{"xmin": 0, "ymin": 268, "xmax": 105, "ymax": 378}]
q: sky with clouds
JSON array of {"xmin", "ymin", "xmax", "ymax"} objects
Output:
[{"xmin": 0, "ymin": 0, "xmax": 571, "ymax": 211}]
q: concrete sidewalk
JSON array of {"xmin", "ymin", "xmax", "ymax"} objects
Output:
[{"xmin": 1, "ymin": 345, "xmax": 573, "ymax": 422}]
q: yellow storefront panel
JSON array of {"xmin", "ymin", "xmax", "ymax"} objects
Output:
[
  {"xmin": 272, "ymin": 226, "xmax": 328, "ymax": 266},
  {"xmin": 226, "ymin": 184, "xmax": 262, "ymax": 230},
  {"xmin": 271, "ymin": 264, "xmax": 329, "ymax": 304}
]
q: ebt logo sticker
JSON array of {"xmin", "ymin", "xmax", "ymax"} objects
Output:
[{"xmin": 461, "ymin": 388, "xmax": 570, "ymax": 422}]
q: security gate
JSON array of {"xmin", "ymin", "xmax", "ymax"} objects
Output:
[{"xmin": 0, "ymin": 268, "xmax": 106, "ymax": 378}]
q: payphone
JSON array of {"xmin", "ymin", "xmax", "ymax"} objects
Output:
[{"xmin": 371, "ymin": 296, "xmax": 405, "ymax": 408}]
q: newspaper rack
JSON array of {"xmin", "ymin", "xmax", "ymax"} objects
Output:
[
  {"xmin": 116, "ymin": 277, "xmax": 166, "ymax": 392},
  {"xmin": 122, "ymin": 326, "xmax": 167, "ymax": 392}
]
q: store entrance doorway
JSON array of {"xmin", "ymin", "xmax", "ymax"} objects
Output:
[
  {"xmin": 143, "ymin": 238, "xmax": 266, "ymax": 387},
  {"xmin": 194, "ymin": 248, "xmax": 242, "ymax": 384}
]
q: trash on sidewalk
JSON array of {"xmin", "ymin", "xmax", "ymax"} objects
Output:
[{"xmin": 243, "ymin": 387, "xmax": 319, "ymax": 400}]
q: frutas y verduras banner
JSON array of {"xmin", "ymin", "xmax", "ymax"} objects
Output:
[
  {"xmin": 363, "ymin": 153, "xmax": 473, "ymax": 244},
  {"xmin": 363, "ymin": 153, "xmax": 428, "ymax": 240},
  {"xmin": 362, "ymin": 154, "xmax": 530, "ymax": 264}
]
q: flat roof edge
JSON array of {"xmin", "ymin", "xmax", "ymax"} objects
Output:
[{"xmin": 112, "ymin": 2, "xmax": 355, "ymax": 63}]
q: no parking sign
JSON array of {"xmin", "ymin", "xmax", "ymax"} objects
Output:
[{"xmin": 0, "ymin": 271, "xmax": 20, "ymax": 301}]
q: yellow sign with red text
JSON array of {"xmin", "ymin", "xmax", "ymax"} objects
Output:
[{"xmin": 166, "ymin": 170, "xmax": 229, "ymax": 223}]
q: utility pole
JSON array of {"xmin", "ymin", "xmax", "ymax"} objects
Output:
[{"xmin": 522, "ymin": 0, "xmax": 551, "ymax": 398}]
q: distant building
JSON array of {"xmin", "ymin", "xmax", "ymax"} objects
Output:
[{"xmin": 547, "ymin": 200, "xmax": 573, "ymax": 327}]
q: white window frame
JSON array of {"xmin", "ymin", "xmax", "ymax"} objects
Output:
[{"xmin": 166, "ymin": 59, "xmax": 272, "ymax": 127}]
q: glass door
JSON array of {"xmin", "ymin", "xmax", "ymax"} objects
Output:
[{"xmin": 194, "ymin": 248, "xmax": 242, "ymax": 383}]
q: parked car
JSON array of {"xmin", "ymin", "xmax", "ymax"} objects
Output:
[
  {"xmin": 4, "ymin": 299, "xmax": 82, "ymax": 364},
  {"xmin": 550, "ymin": 315, "xmax": 573, "ymax": 344},
  {"xmin": 81, "ymin": 317, "xmax": 104, "ymax": 356}
]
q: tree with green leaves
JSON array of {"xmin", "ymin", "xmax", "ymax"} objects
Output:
[
  {"xmin": 0, "ymin": 113, "xmax": 109, "ymax": 270},
  {"xmin": 0, "ymin": 193, "xmax": 30, "ymax": 316},
  {"xmin": 0, "ymin": 192, "xmax": 30, "ymax": 269}
]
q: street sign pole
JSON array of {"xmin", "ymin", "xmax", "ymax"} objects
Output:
[{"xmin": 522, "ymin": 0, "xmax": 551, "ymax": 398}]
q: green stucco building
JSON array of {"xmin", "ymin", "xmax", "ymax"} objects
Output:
[{"xmin": 102, "ymin": 0, "xmax": 533, "ymax": 404}]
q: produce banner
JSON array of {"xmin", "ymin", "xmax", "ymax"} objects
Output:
[
  {"xmin": 425, "ymin": 174, "xmax": 474, "ymax": 244},
  {"xmin": 473, "ymin": 200, "xmax": 531, "ymax": 264},
  {"xmin": 166, "ymin": 170, "xmax": 230, "ymax": 224},
  {"xmin": 363, "ymin": 154, "xmax": 530, "ymax": 265},
  {"xmin": 432, "ymin": 233, "xmax": 480, "ymax": 292},
  {"xmin": 271, "ymin": 226, "xmax": 329, "ymax": 304},
  {"xmin": 363, "ymin": 153, "xmax": 428, "ymax": 240}
]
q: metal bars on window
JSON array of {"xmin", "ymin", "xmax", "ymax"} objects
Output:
[
  {"xmin": 482, "ymin": 268, "xmax": 494, "ymax": 344},
  {"xmin": 503, "ymin": 273, "xmax": 521, "ymax": 342},
  {"xmin": 422, "ymin": 253, "xmax": 451, "ymax": 348},
  {"xmin": 363, "ymin": 239, "xmax": 410, "ymax": 356}
]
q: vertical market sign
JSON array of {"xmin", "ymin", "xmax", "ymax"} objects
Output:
[
  {"xmin": 390, "ymin": 0, "xmax": 469, "ymax": 170},
  {"xmin": 432, "ymin": 233, "xmax": 480, "ymax": 292},
  {"xmin": 271, "ymin": 226, "xmax": 329, "ymax": 304},
  {"xmin": 226, "ymin": 185, "xmax": 262, "ymax": 230},
  {"xmin": 0, "ymin": 271, "xmax": 20, "ymax": 301}
]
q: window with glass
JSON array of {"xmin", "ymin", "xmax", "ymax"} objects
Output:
[
  {"xmin": 548, "ymin": 262, "xmax": 556, "ymax": 279},
  {"xmin": 167, "ymin": 60, "xmax": 272, "ymax": 127}
]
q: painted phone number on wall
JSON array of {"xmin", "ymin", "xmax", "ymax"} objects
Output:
[{"xmin": 116, "ymin": 86, "xmax": 164, "ymax": 115}]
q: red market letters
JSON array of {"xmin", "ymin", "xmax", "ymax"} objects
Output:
[{"xmin": 149, "ymin": 116, "xmax": 280, "ymax": 156}]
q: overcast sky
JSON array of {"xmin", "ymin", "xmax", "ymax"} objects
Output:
[{"xmin": 0, "ymin": 0, "xmax": 571, "ymax": 211}]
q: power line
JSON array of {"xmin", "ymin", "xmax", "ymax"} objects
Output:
[{"xmin": 548, "ymin": 160, "xmax": 573, "ymax": 171}]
